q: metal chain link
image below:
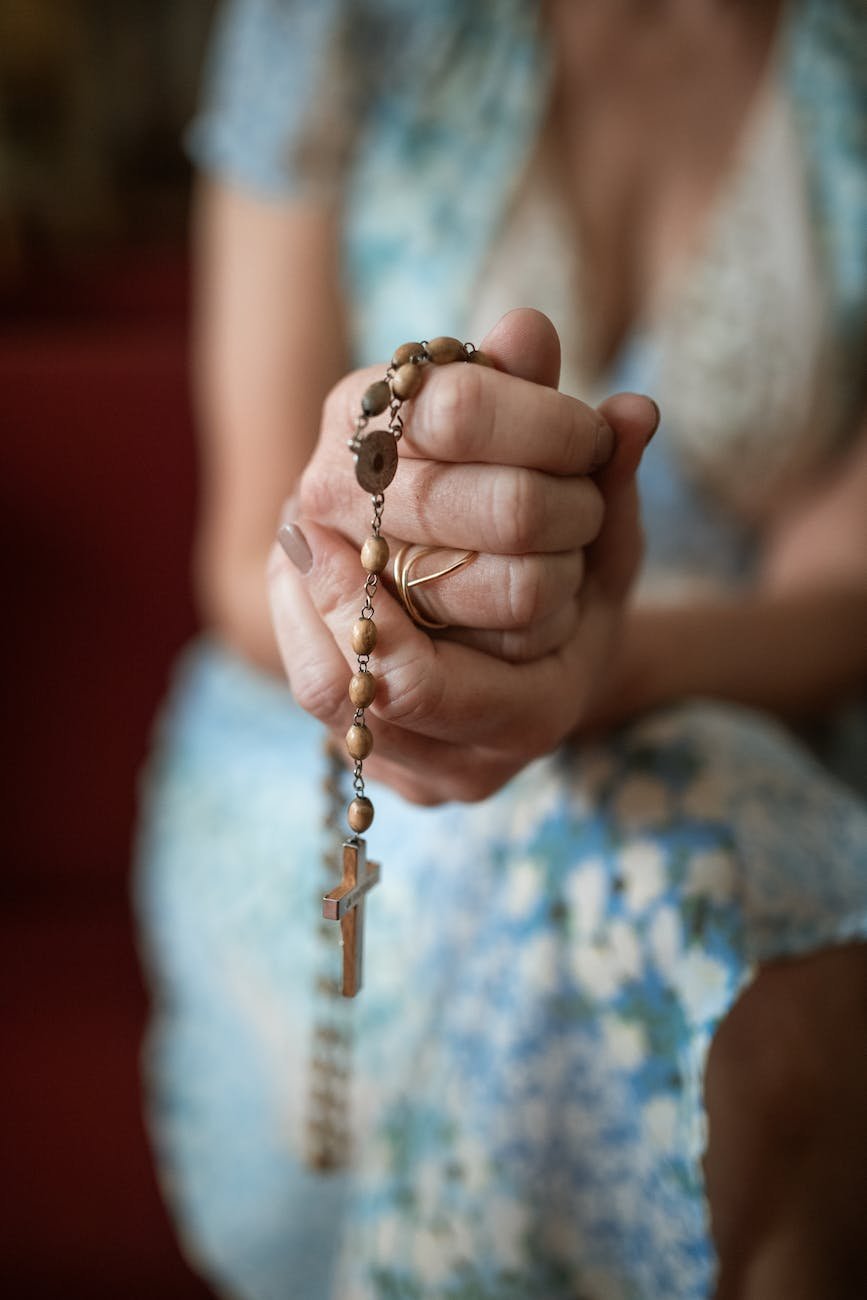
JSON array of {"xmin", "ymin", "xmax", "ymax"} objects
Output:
[{"xmin": 308, "ymin": 341, "xmax": 478, "ymax": 1171}]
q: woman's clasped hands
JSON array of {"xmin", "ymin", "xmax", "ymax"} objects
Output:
[{"xmin": 269, "ymin": 309, "xmax": 659, "ymax": 805}]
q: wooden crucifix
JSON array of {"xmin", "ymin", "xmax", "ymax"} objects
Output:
[{"xmin": 322, "ymin": 838, "xmax": 381, "ymax": 997}]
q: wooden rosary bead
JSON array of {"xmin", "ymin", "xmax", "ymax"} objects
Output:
[
  {"xmin": 361, "ymin": 380, "xmax": 391, "ymax": 416},
  {"xmin": 392, "ymin": 362, "xmax": 423, "ymax": 400},
  {"xmin": 351, "ymin": 618, "xmax": 377, "ymax": 654},
  {"xmin": 427, "ymin": 335, "xmax": 465, "ymax": 364},
  {"xmin": 347, "ymin": 796, "xmax": 374, "ymax": 833},
  {"xmin": 361, "ymin": 535, "xmax": 389, "ymax": 574},
  {"xmin": 349, "ymin": 670, "xmax": 377, "ymax": 708},
  {"xmin": 392, "ymin": 341, "xmax": 423, "ymax": 368},
  {"xmin": 470, "ymin": 349, "xmax": 494, "ymax": 367},
  {"xmin": 346, "ymin": 723, "xmax": 373, "ymax": 760}
]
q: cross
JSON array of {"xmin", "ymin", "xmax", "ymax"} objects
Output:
[{"xmin": 322, "ymin": 838, "xmax": 381, "ymax": 998}]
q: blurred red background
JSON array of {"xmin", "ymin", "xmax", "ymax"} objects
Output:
[{"xmin": 1, "ymin": 3, "xmax": 216, "ymax": 1294}]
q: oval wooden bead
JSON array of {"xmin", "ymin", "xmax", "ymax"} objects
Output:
[
  {"xmin": 360, "ymin": 535, "xmax": 389, "ymax": 574},
  {"xmin": 427, "ymin": 335, "xmax": 465, "ymax": 364},
  {"xmin": 469, "ymin": 349, "xmax": 494, "ymax": 367},
  {"xmin": 392, "ymin": 341, "xmax": 423, "ymax": 368},
  {"xmin": 347, "ymin": 796, "xmax": 374, "ymax": 833},
  {"xmin": 349, "ymin": 671, "xmax": 377, "ymax": 708},
  {"xmin": 351, "ymin": 618, "xmax": 377, "ymax": 655},
  {"xmin": 346, "ymin": 723, "xmax": 373, "ymax": 760},
  {"xmin": 361, "ymin": 380, "xmax": 391, "ymax": 416},
  {"xmin": 392, "ymin": 362, "xmax": 423, "ymax": 400}
]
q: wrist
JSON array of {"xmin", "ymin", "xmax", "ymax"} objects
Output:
[{"xmin": 579, "ymin": 604, "xmax": 665, "ymax": 734}]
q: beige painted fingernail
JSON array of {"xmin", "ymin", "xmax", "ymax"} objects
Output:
[{"xmin": 277, "ymin": 523, "xmax": 312, "ymax": 574}]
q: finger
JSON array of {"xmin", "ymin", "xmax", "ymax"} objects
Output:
[
  {"xmin": 401, "ymin": 363, "xmax": 614, "ymax": 474},
  {"xmin": 359, "ymin": 744, "xmax": 518, "ymax": 807},
  {"xmin": 304, "ymin": 455, "xmax": 605, "ymax": 555},
  {"xmin": 385, "ymin": 545, "xmax": 585, "ymax": 631},
  {"xmin": 268, "ymin": 535, "xmax": 470, "ymax": 771},
  {"xmin": 263, "ymin": 597, "xmax": 523, "ymax": 802},
  {"xmin": 321, "ymin": 307, "xmax": 563, "ymax": 468},
  {"xmin": 479, "ymin": 307, "xmax": 561, "ymax": 389},
  {"xmin": 442, "ymin": 597, "xmax": 581, "ymax": 663},
  {"xmin": 594, "ymin": 392, "xmax": 659, "ymax": 489},
  {"xmin": 268, "ymin": 538, "xmax": 350, "ymax": 723},
  {"xmin": 282, "ymin": 517, "xmax": 583, "ymax": 750},
  {"xmin": 589, "ymin": 392, "xmax": 659, "ymax": 600}
]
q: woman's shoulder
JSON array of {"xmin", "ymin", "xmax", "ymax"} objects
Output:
[{"xmin": 185, "ymin": 0, "xmax": 544, "ymax": 202}]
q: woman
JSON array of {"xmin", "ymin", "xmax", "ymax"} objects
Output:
[{"xmin": 136, "ymin": 1, "xmax": 867, "ymax": 1296}]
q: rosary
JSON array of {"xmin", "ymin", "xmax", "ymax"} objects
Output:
[{"xmin": 307, "ymin": 335, "xmax": 490, "ymax": 1170}]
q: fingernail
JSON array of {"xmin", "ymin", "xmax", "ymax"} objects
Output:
[
  {"xmin": 592, "ymin": 418, "xmax": 615, "ymax": 470},
  {"xmin": 277, "ymin": 522, "xmax": 313, "ymax": 574},
  {"xmin": 645, "ymin": 398, "xmax": 661, "ymax": 445}
]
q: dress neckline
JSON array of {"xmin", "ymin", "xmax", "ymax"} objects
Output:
[{"xmin": 519, "ymin": 0, "xmax": 795, "ymax": 385}]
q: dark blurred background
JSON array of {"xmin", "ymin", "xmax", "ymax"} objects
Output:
[{"xmin": 1, "ymin": 2, "xmax": 217, "ymax": 1294}]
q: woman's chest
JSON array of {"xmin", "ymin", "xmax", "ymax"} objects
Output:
[{"xmin": 545, "ymin": 0, "xmax": 785, "ymax": 371}]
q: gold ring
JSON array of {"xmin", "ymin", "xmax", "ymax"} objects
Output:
[{"xmin": 393, "ymin": 544, "xmax": 478, "ymax": 630}]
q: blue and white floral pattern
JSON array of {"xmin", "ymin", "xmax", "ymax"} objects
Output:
[{"xmin": 137, "ymin": 652, "xmax": 867, "ymax": 1299}]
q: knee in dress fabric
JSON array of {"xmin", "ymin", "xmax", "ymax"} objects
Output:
[{"xmin": 703, "ymin": 943, "xmax": 867, "ymax": 1288}]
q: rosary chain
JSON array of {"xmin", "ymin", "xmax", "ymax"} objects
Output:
[
  {"xmin": 346, "ymin": 343, "xmax": 483, "ymax": 838},
  {"xmin": 308, "ymin": 337, "xmax": 485, "ymax": 1169}
]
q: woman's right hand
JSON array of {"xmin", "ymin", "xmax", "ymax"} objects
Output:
[{"xmin": 269, "ymin": 309, "xmax": 658, "ymax": 804}]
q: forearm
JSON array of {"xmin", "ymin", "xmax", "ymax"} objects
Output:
[
  {"xmin": 590, "ymin": 414, "xmax": 867, "ymax": 730},
  {"xmin": 198, "ymin": 550, "xmax": 285, "ymax": 675},
  {"xmin": 601, "ymin": 582, "xmax": 867, "ymax": 728},
  {"xmin": 191, "ymin": 178, "xmax": 348, "ymax": 670}
]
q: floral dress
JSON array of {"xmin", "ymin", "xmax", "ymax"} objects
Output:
[{"xmin": 135, "ymin": 2, "xmax": 867, "ymax": 1297}]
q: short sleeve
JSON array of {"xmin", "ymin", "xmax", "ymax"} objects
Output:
[{"xmin": 185, "ymin": 0, "xmax": 345, "ymax": 200}]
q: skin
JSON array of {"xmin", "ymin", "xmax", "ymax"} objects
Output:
[
  {"xmin": 192, "ymin": 3, "xmax": 867, "ymax": 1294},
  {"xmin": 271, "ymin": 309, "xmax": 654, "ymax": 805}
]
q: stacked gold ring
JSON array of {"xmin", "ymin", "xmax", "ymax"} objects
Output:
[{"xmin": 393, "ymin": 544, "xmax": 478, "ymax": 630}]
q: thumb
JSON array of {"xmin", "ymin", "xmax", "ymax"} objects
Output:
[
  {"xmin": 478, "ymin": 307, "xmax": 561, "ymax": 389},
  {"xmin": 588, "ymin": 392, "xmax": 660, "ymax": 601}
]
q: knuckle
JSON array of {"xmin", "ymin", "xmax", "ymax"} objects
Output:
[
  {"xmin": 290, "ymin": 663, "xmax": 345, "ymax": 725},
  {"xmin": 423, "ymin": 372, "xmax": 461, "ymax": 455},
  {"xmin": 552, "ymin": 395, "xmax": 599, "ymax": 475},
  {"xmin": 562, "ymin": 400, "xmax": 591, "ymax": 472},
  {"xmin": 439, "ymin": 767, "xmax": 488, "ymax": 804},
  {"xmin": 397, "ymin": 778, "xmax": 445, "ymax": 808},
  {"xmin": 506, "ymin": 556, "xmax": 548, "ymax": 627},
  {"xmin": 499, "ymin": 629, "xmax": 544, "ymax": 664},
  {"xmin": 581, "ymin": 480, "xmax": 606, "ymax": 543},
  {"xmin": 458, "ymin": 760, "xmax": 517, "ymax": 803},
  {"xmin": 377, "ymin": 649, "xmax": 443, "ymax": 729},
  {"xmin": 299, "ymin": 460, "xmax": 335, "ymax": 521},
  {"xmin": 572, "ymin": 548, "xmax": 587, "ymax": 592},
  {"xmin": 494, "ymin": 469, "xmax": 543, "ymax": 553},
  {"xmin": 454, "ymin": 361, "xmax": 487, "ymax": 433},
  {"xmin": 423, "ymin": 362, "xmax": 486, "ymax": 457},
  {"xmin": 461, "ymin": 772, "xmax": 499, "ymax": 803},
  {"xmin": 523, "ymin": 714, "xmax": 559, "ymax": 760},
  {"xmin": 583, "ymin": 410, "xmax": 611, "ymax": 471}
]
